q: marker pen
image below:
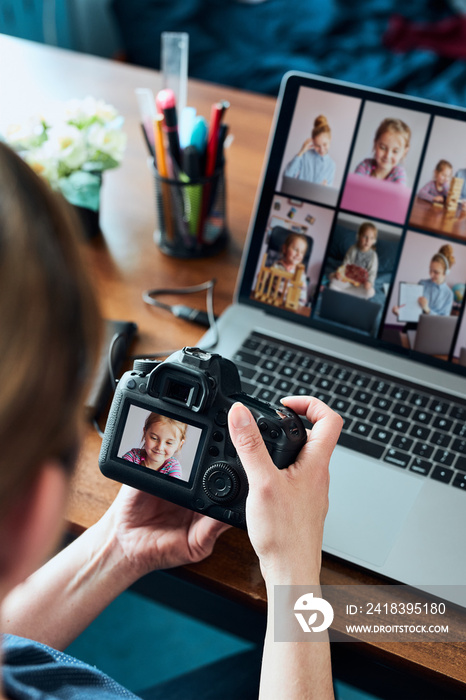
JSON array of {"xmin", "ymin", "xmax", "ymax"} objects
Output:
[{"xmin": 156, "ymin": 88, "xmax": 182, "ymax": 170}]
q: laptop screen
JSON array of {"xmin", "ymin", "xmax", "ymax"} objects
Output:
[{"xmin": 238, "ymin": 72, "xmax": 466, "ymax": 376}]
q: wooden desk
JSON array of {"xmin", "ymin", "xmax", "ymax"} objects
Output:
[
  {"xmin": 2, "ymin": 35, "xmax": 466, "ymax": 694},
  {"xmin": 409, "ymin": 196, "xmax": 466, "ymax": 240}
]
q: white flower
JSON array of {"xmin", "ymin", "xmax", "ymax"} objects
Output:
[
  {"xmin": 64, "ymin": 96, "xmax": 119, "ymax": 127},
  {"xmin": 5, "ymin": 97, "xmax": 125, "ymax": 209},
  {"xmin": 6, "ymin": 116, "xmax": 47, "ymax": 151},
  {"xmin": 23, "ymin": 147, "xmax": 59, "ymax": 186},
  {"xmin": 46, "ymin": 124, "xmax": 88, "ymax": 171},
  {"xmin": 87, "ymin": 123, "xmax": 127, "ymax": 162}
]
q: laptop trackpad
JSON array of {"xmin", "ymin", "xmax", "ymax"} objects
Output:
[{"xmin": 323, "ymin": 448, "xmax": 424, "ymax": 567}]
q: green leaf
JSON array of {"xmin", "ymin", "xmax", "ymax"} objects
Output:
[
  {"xmin": 57, "ymin": 170, "xmax": 102, "ymax": 211},
  {"xmin": 84, "ymin": 151, "xmax": 119, "ymax": 172}
]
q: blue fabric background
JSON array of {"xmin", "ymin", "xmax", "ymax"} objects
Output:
[{"xmin": 111, "ymin": 0, "xmax": 466, "ymax": 105}]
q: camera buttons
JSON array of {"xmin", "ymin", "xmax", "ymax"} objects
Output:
[
  {"xmin": 213, "ymin": 431, "xmax": 223, "ymax": 442},
  {"xmin": 208, "ymin": 446, "xmax": 219, "ymax": 457},
  {"xmin": 132, "ymin": 359, "xmax": 160, "ymax": 375},
  {"xmin": 214, "ymin": 410, "xmax": 228, "ymax": 426},
  {"xmin": 258, "ymin": 420, "xmax": 268, "ymax": 433},
  {"xmin": 127, "ymin": 379, "xmax": 137, "ymax": 390},
  {"xmin": 269, "ymin": 429, "xmax": 280, "ymax": 439},
  {"xmin": 225, "ymin": 438, "xmax": 237, "ymax": 458},
  {"xmin": 203, "ymin": 463, "xmax": 239, "ymax": 503},
  {"xmin": 223, "ymin": 509, "xmax": 242, "ymax": 524}
]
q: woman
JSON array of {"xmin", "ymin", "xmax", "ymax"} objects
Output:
[
  {"xmin": 393, "ymin": 244, "xmax": 456, "ymax": 320},
  {"xmin": 284, "ymin": 115, "xmax": 336, "ymax": 186},
  {"xmin": 0, "ymin": 142, "xmax": 341, "ymax": 699}
]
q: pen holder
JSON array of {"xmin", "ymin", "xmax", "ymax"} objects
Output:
[{"xmin": 152, "ymin": 164, "xmax": 228, "ymax": 258}]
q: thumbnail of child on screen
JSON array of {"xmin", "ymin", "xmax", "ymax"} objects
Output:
[
  {"xmin": 417, "ymin": 160, "xmax": 452, "ymax": 203},
  {"xmin": 393, "ymin": 244, "xmax": 456, "ymax": 320},
  {"xmin": 355, "ymin": 118, "xmax": 411, "ymax": 185},
  {"xmin": 273, "ymin": 232, "xmax": 309, "ymax": 306},
  {"xmin": 329, "ymin": 222, "xmax": 378, "ymax": 299},
  {"xmin": 123, "ymin": 413, "xmax": 187, "ymax": 478},
  {"xmin": 284, "ymin": 115, "xmax": 336, "ymax": 186}
]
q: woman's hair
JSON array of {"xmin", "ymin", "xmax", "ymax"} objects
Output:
[
  {"xmin": 432, "ymin": 244, "xmax": 455, "ymax": 273},
  {"xmin": 0, "ymin": 142, "xmax": 101, "ymax": 514},
  {"xmin": 356, "ymin": 222, "xmax": 378, "ymax": 246},
  {"xmin": 143, "ymin": 413, "xmax": 187, "ymax": 446},
  {"xmin": 311, "ymin": 115, "xmax": 331, "ymax": 141},
  {"xmin": 435, "ymin": 159, "xmax": 453, "ymax": 173},
  {"xmin": 283, "ymin": 232, "xmax": 308, "ymax": 252},
  {"xmin": 374, "ymin": 118, "xmax": 411, "ymax": 149}
]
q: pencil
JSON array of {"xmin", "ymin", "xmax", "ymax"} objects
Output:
[{"xmin": 154, "ymin": 114, "xmax": 174, "ymax": 242}]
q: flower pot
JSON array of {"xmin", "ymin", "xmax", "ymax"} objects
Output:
[{"xmin": 73, "ymin": 204, "xmax": 101, "ymax": 239}]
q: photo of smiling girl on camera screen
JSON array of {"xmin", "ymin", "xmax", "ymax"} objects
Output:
[{"xmin": 118, "ymin": 406, "xmax": 202, "ymax": 482}]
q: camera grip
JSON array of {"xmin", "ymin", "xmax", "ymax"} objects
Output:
[{"xmin": 99, "ymin": 389, "xmax": 124, "ymax": 465}]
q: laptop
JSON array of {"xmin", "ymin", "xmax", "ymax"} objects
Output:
[
  {"xmin": 281, "ymin": 175, "xmax": 339, "ymax": 207},
  {"xmin": 319, "ymin": 287, "xmax": 381, "ymax": 334},
  {"xmin": 201, "ymin": 72, "xmax": 466, "ymax": 607},
  {"xmin": 409, "ymin": 314, "xmax": 458, "ymax": 356}
]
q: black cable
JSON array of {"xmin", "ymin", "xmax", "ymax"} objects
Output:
[
  {"xmin": 91, "ymin": 332, "xmax": 126, "ymax": 440},
  {"xmin": 108, "ymin": 332, "xmax": 125, "ymax": 392},
  {"xmin": 92, "ymin": 418, "xmax": 105, "ymax": 439},
  {"xmin": 142, "ymin": 278, "xmax": 220, "ymax": 350},
  {"xmin": 93, "ymin": 280, "xmax": 221, "ymax": 439}
]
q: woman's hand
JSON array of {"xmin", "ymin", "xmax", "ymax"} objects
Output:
[
  {"xmin": 298, "ymin": 138, "xmax": 314, "ymax": 157},
  {"xmin": 1, "ymin": 482, "xmax": 229, "ymax": 650},
  {"xmin": 228, "ymin": 397, "xmax": 342, "ymax": 585},
  {"xmin": 106, "ymin": 486, "xmax": 230, "ymax": 579},
  {"xmin": 418, "ymin": 296, "xmax": 430, "ymax": 313}
]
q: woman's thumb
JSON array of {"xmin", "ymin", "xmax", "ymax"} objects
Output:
[{"xmin": 228, "ymin": 402, "xmax": 273, "ymax": 485}]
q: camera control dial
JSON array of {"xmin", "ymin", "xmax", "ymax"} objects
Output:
[
  {"xmin": 202, "ymin": 463, "xmax": 240, "ymax": 503},
  {"xmin": 132, "ymin": 359, "xmax": 160, "ymax": 375}
]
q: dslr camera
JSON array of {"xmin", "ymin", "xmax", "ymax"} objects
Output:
[{"xmin": 99, "ymin": 347, "xmax": 306, "ymax": 529}]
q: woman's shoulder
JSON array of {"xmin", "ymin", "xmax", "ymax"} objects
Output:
[{"xmin": 2, "ymin": 635, "xmax": 137, "ymax": 699}]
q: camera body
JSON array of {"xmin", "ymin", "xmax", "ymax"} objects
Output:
[{"xmin": 99, "ymin": 347, "xmax": 307, "ymax": 529}]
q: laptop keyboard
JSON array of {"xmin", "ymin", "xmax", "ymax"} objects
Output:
[{"xmin": 233, "ymin": 332, "xmax": 466, "ymax": 492}]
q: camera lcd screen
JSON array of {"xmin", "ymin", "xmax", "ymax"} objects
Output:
[{"xmin": 116, "ymin": 403, "xmax": 204, "ymax": 484}]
